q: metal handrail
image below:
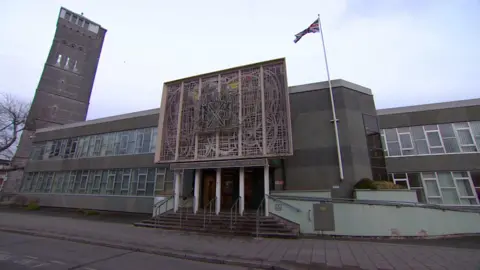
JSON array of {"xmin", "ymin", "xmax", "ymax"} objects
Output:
[
  {"xmin": 154, "ymin": 195, "xmax": 174, "ymax": 228},
  {"xmin": 179, "ymin": 196, "xmax": 193, "ymax": 228},
  {"xmin": 255, "ymin": 196, "xmax": 266, "ymax": 238},
  {"xmin": 203, "ymin": 197, "xmax": 216, "ymax": 229},
  {"xmin": 266, "ymin": 194, "xmax": 302, "ymax": 212},
  {"xmin": 230, "ymin": 196, "xmax": 241, "ymax": 230}
]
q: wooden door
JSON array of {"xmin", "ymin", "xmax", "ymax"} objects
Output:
[{"xmin": 202, "ymin": 174, "xmax": 216, "ymax": 208}]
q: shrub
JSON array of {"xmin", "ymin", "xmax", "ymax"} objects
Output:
[
  {"xmin": 84, "ymin": 210, "xmax": 100, "ymax": 216},
  {"xmin": 354, "ymin": 178, "xmax": 377, "ymax": 190},
  {"xmin": 25, "ymin": 200, "xmax": 40, "ymax": 211},
  {"xmin": 372, "ymin": 181, "xmax": 405, "ymax": 190}
]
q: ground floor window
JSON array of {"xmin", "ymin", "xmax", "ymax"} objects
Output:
[
  {"xmin": 391, "ymin": 171, "xmax": 479, "ymax": 205},
  {"xmin": 20, "ymin": 167, "xmax": 173, "ymax": 197}
]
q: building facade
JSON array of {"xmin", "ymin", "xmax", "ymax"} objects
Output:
[
  {"xmin": 5, "ymin": 7, "xmax": 106, "ymax": 193},
  {"xmin": 13, "ymin": 59, "xmax": 480, "ymax": 214},
  {"xmin": 378, "ymin": 99, "xmax": 480, "ymax": 205}
]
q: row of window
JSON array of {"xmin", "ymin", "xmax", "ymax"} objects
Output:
[
  {"xmin": 56, "ymin": 54, "xmax": 78, "ymax": 72},
  {"xmin": 20, "ymin": 167, "xmax": 176, "ymax": 197},
  {"xmin": 381, "ymin": 121, "xmax": 480, "ymax": 157},
  {"xmin": 59, "ymin": 9, "xmax": 100, "ymax": 34},
  {"xmin": 391, "ymin": 171, "xmax": 480, "ymax": 206},
  {"xmin": 30, "ymin": 127, "xmax": 158, "ymax": 161}
]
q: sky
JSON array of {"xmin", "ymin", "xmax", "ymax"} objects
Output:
[{"xmin": 1, "ymin": 0, "xmax": 479, "ymax": 120}]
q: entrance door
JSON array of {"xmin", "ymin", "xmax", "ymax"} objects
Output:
[{"xmin": 202, "ymin": 173, "xmax": 216, "ymax": 208}]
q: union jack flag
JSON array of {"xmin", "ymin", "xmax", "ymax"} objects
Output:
[{"xmin": 294, "ymin": 19, "xmax": 320, "ymax": 43}]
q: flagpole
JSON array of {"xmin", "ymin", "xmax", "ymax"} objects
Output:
[{"xmin": 318, "ymin": 14, "xmax": 344, "ymax": 181}]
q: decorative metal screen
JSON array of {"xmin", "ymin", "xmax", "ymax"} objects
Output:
[{"xmin": 156, "ymin": 59, "xmax": 293, "ymax": 163}]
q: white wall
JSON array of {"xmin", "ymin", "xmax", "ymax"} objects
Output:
[
  {"xmin": 355, "ymin": 190, "xmax": 418, "ymax": 203},
  {"xmin": 269, "ymin": 197, "xmax": 480, "ymax": 237}
]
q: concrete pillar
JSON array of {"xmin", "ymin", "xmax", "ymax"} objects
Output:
[
  {"xmin": 174, "ymin": 170, "xmax": 181, "ymax": 212},
  {"xmin": 215, "ymin": 168, "xmax": 221, "ymax": 215},
  {"xmin": 264, "ymin": 165, "xmax": 270, "ymax": 217},
  {"xmin": 194, "ymin": 169, "xmax": 201, "ymax": 214},
  {"xmin": 239, "ymin": 167, "xmax": 245, "ymax": 216}
]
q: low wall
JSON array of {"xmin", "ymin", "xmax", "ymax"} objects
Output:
[
  {"xmin": 271, "ymin": 190, "xmax": 331, "ymax": 198},
  {"xmin": 269, "ymin": 196, "xmax": 480, "ymax": 237},
  {"xmin": 355, "ymin": 190, "xmax": 418, "ymax": 203},
  {"xmin": 21, "ymin": 193, "xmax": 154, "ymax": 214}
]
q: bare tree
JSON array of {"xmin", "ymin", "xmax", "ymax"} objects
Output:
[{"xmin": 0, "ymin": 93, "xmax": 30, "ymax": 162}]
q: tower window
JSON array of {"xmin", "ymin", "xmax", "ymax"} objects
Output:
[
  {"xmin": 64, "ymin": 57, "xmax": 70, "ymax": 69},
  {"xmin": 56, "ymin": 54, "xmax": 62, "ymax": 66},
  {"xmin": 73, "ymin": 61, "xmax": 78, "ymax": 72}
]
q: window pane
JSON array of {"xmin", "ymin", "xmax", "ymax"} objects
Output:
[
  {"xmin": 411, "ymin": 126, "xmax": 426, "ymax": 140},
  {"xmin": 422, "ymin": 172, "xmax": 436, "ymax": 179},
  {"xmin": 471, "ymin": 171, "xmax": 480, "ymax": 187},
  {"xmin": 414, "ymin": 139, "xmax": 429, "ymax": 155},
  {"xmin": 387, "ymin": 142, "xmax": 401, "ymax": 156},
  {"xmin": 461, "ymin": 145, "xmax": 477, "ymax": 153},
  {"xmin": 424, "ymin": 125, "xmax": 438, "ymax": 131},
  {"xmin": 453, "ymin": 172, "xmax": 469, "ymax": 178},
  {"xmin": 456, "ymin": 179, "xmax": 474, "ymax": 196},
  {"xmin": 407, "ymin": 173, "xmax": 422, "ymax": 187},
  {"xmin": 438, "ymin": 124, "xmax": 455, "ymax": 138},
  {"xmin": 399, "ymin": 133, "xmax": 413, "ymax": 149},
  {"xmin": 414, "ymin": 189, "xmax": 427, "ymax": 203},
  {"xmin": 437, "ymin": 172, "xmax": 454, "ymax": 187},
  {"xmin": 430, "ymin": 147, "xmax": 445, "ymax": 154},
  {"xmin": 457, "ymin": 129, "xmax": 474, "ymax": 145},
  {"xmin": 385, "ymin": 129, "xmax": 398, "ymax": 142},
  {"xmin": 441, "ymin": 189, "xmax": 459, "ymax": 204},
  {"xmin": 425, "ymin": 180, "xmax": 440, "ymax": 196},
  {"xmin": 426, "ymin": 132, "xmax": 442, "ymax": 147},
  {"xmin": 363, "ymin": 114, "xmax": 379, "ymax": 134},
  {"xmin": 442, "ymin": 138, "xmax": 460, "ymax": 153},
  {"xmin": 471, "ymin": 122, "xmax": 480, "ymax": 136},
  {"xmin": 453, "ymin": 122, "xmax": 469, "ymax": 129},
  {"xmin": 428, "ymin": 198, "xmax": 442, "ymax": 204}
]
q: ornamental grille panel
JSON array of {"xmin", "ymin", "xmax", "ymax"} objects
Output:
[{"xmin": 156, "ymin": 59, "xmax": 293, "ymax": 163}]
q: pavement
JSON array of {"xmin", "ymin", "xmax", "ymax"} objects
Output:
[
  {"xmin": 0, "ymin": 210, "xmax": 479, "ymax": 270},
  {"xmin": 0, "ymin": 231, "xmax": 250, "ymax": 270}
]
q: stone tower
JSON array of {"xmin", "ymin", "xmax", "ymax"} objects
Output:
[{"xmin": 4, "ymin": 7, "xmax": 107, "ymax": 192}]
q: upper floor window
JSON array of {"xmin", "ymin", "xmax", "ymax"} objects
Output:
[{"xmin": 382, "ymin": 121, "xmax": 480, "ymax": 157}]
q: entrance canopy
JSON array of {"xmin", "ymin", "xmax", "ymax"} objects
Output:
[{"xmin": 169, "ymin": 158, "xmax": 267, "ymax": 170}]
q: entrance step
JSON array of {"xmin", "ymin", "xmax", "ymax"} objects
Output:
[{"xmin": 133, "ymin": 210, "xmax": 299, "ymax": 239}]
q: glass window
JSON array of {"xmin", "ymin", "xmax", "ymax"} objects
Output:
[
  {"xmin": 398, "ymin": 133, "xmax": 413, "ymax": 149},
  {"xmin": 387, "ymin": 142, "xmax": 401, "ymax": 156},
  {"xmin": 424, "ymin": 180, "xmax": 440, "ymax": 197},
  {"xmin": 437, "ymin": 172, "xmax": 454, "ymax": 188},
  {"xmin": 384, "ymin": 129, "xmax": 398, "ymax": 142},
  {"xmin": 426, "ymin": 132, "xmax": 442, "ymax": 147},
  {"xmin": 457, "ymin": 129, "xmax": 474, "ymax": 145},
  {"xmin": 363, "ymin": 114, "xmax": 379, "ymax": 135}
]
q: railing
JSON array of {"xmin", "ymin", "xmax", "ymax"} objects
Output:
[
  {"xmin": 255, "ymin": 196, "xmax": 266, "ymax": 238},
  {"xmin": 179, "ymin": 196, "xmax": 193, "ymax": 228},
  {"xmin": 153, "ymin": 195, "xmax": 174, "ymax": 228},
  {"xmin": 230, "ymin": 196, "xmax": 242, "ymax": 230},
  {"xmin": 203, "ymin": 197, "xmax": 216, "ymax": 229}
]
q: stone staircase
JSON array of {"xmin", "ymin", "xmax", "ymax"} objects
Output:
[{"xmin": 134, "ymin": 209, "xmax": 299, "ymax": 238}]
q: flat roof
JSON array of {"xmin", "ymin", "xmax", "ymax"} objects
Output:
[
  {"xmin": 377, "ymin": 98, "xmax": 480, "ymax": 115},
  {"xmin": 289, "ymin": 79, "xmax": 372, "ymax": 95},
  {"xmin": 35, "ymin": 108, "xmax": 160, "ymax": 133},
  {"xmin": 35, "ymin": 79, "xmax": 371, "ymax": 134}
]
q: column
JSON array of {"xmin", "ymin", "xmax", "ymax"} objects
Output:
[
  {"xmin": 264, "ymin": 165, "xmax": 270, "ymax": 217},
  {"xmin": 193, "ymin": 169, "xmax": 201, "ymax": 214},
  {"xmin": 239, "ymin": 167, "xmax": 245, "ymax": 216},
  {"xmin": 215, "ymin": 168, "xmax": 221, "ymax": 215},
  {"xmin": 174, "ymin": 170, "xmax": 181, "ymax": 212}
]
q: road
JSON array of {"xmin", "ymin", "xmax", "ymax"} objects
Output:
[{"xmin": 0, "ymin": 231, "xmax": 255, "ymax": 270}]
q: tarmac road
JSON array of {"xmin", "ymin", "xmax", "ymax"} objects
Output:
[{"xmin": 0, "ymin": 231, "xmax": 255, "ymax": 270}]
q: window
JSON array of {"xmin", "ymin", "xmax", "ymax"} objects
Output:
[
  {"xmin": 106, "ymin": 170, "xmax": 116, "ymax": 195},
  {"xmin": 73, "ymin": 60, "xmax": 78, "ymax": 72},
  {"xmin": 453, "ymin": 123, "xmax": 477, "ymax": 153},
  {"xmin": 392, "ymin": 173, "xmax": 409, "ymax": 189},
  {"xmin": 384, "ymin": 128, "xmax": 401, "ymax": 156},
  {"xmin": 136, "ymin": 168, "xmax": 148, "ymax": 196},
  {"xmin": 56, "ymin": 54, "xmax": 62, "ymax": 66},
  {"xmin": 439, "ymin": 124, "xmax": 460, "ymax": 153},
  {"xmin": 72, "ymin": 15, "xmax": 78, "ymax": 24},
  {"xmin": 121, "ymin": 169, "xmax": 131, "ymax": 195},
  {"xmin": 397, "ymin": 127, "xmax": 414, "ymax": 156},
  {"xmin": 64, "ymin": 57, "xmax": 70, "ymax": 69}
]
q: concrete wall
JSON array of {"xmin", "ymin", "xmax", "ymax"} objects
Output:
[
  {"xmin": 25, "ymin": 154, "xmax": 158, "ymax": 172},
  {"xmin": 354, "ymin": 190, "xmax": 418, "ymax": 203},
  {"xmin": 385, "ymin": 153, "xmax": 480, "ymax": 173},
  {"xmin": 269, "ymin": 197, "xmax": 480, "ymax": 236},
  {"xmin": 22, "ymin": 193, "xmax": 154, "ymax": 214},
  {"xmin": 285, "ymin": 83, "xmax": 376, "ymax": 198}
]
